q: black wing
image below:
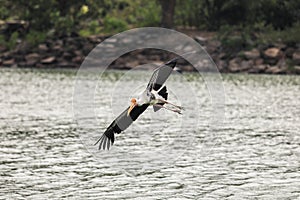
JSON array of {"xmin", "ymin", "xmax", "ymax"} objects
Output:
[
  {"xmin": 95, "ymin": 104, "xmax": 149, "ymax": 150},
  {"xmin": 146, "ymin": 57, "xmax": 178, "ymax": 91}
]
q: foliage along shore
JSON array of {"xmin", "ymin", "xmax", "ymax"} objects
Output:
[{"xmin": 0, "ymin": 23, "xmax": 299, "ymax": 74}]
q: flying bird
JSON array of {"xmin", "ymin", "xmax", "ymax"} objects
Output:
[{"xmin": 95, "ymin": 55, "xmax": 187, "ymax": 150}]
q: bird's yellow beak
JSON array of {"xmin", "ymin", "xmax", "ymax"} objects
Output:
[{"xmin": 127, "ymin": 103, "xmax": 136, "ymax": 116}]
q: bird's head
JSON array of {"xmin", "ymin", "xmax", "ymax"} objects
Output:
[{"xmin": 127, "ymin": 98, "xmax": 137, "ymax": 116}]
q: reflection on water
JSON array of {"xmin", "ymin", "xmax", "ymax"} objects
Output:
[{"xmin": 0, "ymin": 68, "xmax": 299, "ymax": 199}]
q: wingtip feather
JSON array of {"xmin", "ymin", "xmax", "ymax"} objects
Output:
[{"xmin": 95, "ymin": 134, "xmax": 113, "ymax": 150}]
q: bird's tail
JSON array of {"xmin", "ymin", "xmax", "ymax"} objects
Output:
[{"xmin": 94, "ymin": 133, "xmax": 113, "ymax": 150}]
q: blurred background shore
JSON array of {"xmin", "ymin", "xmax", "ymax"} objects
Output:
[{"xmin": 0, "ymin": 0, "xmax": 299, "ymax": 74}]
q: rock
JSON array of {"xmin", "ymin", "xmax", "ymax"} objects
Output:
[
  {"xmin": 294, "ymin": 66, "xmax": 300, "ymax": 74},
  {"xmin": 136, "ymin": 54, "xmax": 147, "ymax": 64},
  {"xmin": 57, "ymin": 62, "xmax": 78, "ymax": 68},
  {"xmin": 206, "ymin": 40, "xmax": 221, "ymax": 53},
  {"xmin": 41, "ymin": 56, "xmax": 56, "ymax": 64},
  {"xmin": 277, "ymin": 58, "xmax": 287, "ymax": 69},
  {"xmin": 18, "ymin": 62, "xmax": 28, "ymax": 67},
  {"xmin": 0, "ymin": 45, "xmax": 7, "ymax": 53},
  {"xmin": 38, "ymin": 44, "xmax": 48, "ymax": 52},
  {"xmin": 15, "ymin": 42, "xmax": 31, "ymax": 54},
  {"xmin": 181, "ymin": 65, "xmax": 194, "ymax": 72},
  {"xmin": 218, "ymin": 52, "xmax": 227, "ymax": 59},
  {"xmin": 74, "ymin": 50, "xmax": 82, "ymax": 56},
  {"xmin": 125, "ymin": 60, "xmax": 139, "ymax": 69},
  {"xmin": 82, "ymin": 43, "xmax": 94, "ymax": 55},
  {"xmin": 148, "ymin": 55, "xmax": 161, "ymax": 61},
  {"xmin": 264, "ymin": 47, "xmax": 281, "ymax": 58},
  {"xmin": 36, "ymin": 63, "xmax": 44, "ymax": 68},
  {"xmin": 240, "ymin": 60, "xmax": 254, "ymax": 71},
  {"xmin": 263, "ymin": 47, "xmax": 282, "ymax": 65},
  {"xmin": 243, "ymin": 49, "xmax": 260, "ymax": 60},
  {"xmin": 72, "ymin": 56, "xmax": 83, "ymax": 64},
  {"xmin": 255, "ymin": 58, "xmax": 264, "ymax": 65},
  {"xmin": 274, "ymin": 43, "xmax": 286, "ymax": 50},
  {"xmin": 292, "ymin": 51, "xmax": 300, "ymax": 65},
  {"xmin": 3, "ymin": 59, "xmax": 15, "ymax": 66},
  {"xmin": 55, "ymin": 39, "xmax": 63, "ymax": 46},
  {"xmin": 62, "ymin": 52, "xmax": 73, "ymax": 60},
  {"xmin": 194, "ymin": 36, "xmax": 207, "ymax": 45},
  {"xmin": 88, "ymin": 35, "xmax": 102, "ymax": 43},
  {"xmin": 216, "ymin": 60, "xmax": 227, "ymax": 71},
  {"xmin": 228, "ymin": 58, "xmax": 242, "ymax": 72},
  {"xmin": 1, "ymin": 52, "xmax": 11, "ymax": 59},
  {"xmin": 285, "ymin": 47, "xmax": 295, "ymax": 58},
  {"xmin": 266, "ymin": 66, "xmax": 286, "ymax": 74},
  {"xmin": 25, "ymin": 53, "xmax": 40, "ymax": 65},
  {"xmin": 52, "ymin": 45, "xmax": 63, "ymax": 55},
  {"xmin": 249, "ymin": 64, "xmax": 268, "ymax": 73}
]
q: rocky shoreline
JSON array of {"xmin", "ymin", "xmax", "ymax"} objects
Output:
[{"xmin": 0, "ymin": 33, "xmax": 300, "ymax": 74}]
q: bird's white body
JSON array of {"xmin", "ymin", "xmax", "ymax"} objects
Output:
[{"xmin": 136, "ymin": 88, "xmax": 164, "ymax": 106}]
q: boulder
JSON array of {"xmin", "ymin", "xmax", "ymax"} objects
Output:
[
  {"xmin": 53, "ymin": 44, "xmax": 63, "ymax": 53},
  {"xmin": 248, "ymin": 65, "xmax": 267, "ymax": 73},
  {"xmin": 206, "ymin": 40, "xmax": 221, "ymax": 53},
  {"xmin": 292, "ymin": 51, "xmax": 300, "ymax": 65},
  {"xmin": 2, "ymin": 59, "xmax": 15, "ymax": 66},
  {"xmin": 57, "ymin": 61, "xmax": 78, "ymax": 68},
  {"xmin": 274, "ymin": 43, "xmax": 286, "ymax": 50},
  {"xmin": 38, "ymin": 44, "xmax": 48, "ymax": 52},
  {"xmin": 41, "ymin": 56, "xmax": 56, "ymax": 64},
  {"xmin": 72, "ymin": 56, "xmax": 83, "ymax": 64},
  {"xmin": 194, "ymin": 36, "xmax": 207, "ymax": 46},
  {"xmin": 277, "ymin": 58, "xmax": 287, "ymax": 69},
  {"xmin": 181, "ymin": 65, "xmax": 194, "ymax": 72},
  {"xmin": 244, "ymin": 49, "xmax": 260, "ymax": 60},
  {"xmin": 25, "ymin": 53, "xmax": 40, "ymax": 65},
  {"xmin": 254, "ymin": 58, "xmax": 264, "ymax": 65},
  {"xmin": 216, "ymin": 60, "xmax": 227, "ymax": 71},
  {"xmin": 62, "ymin": 52, "xmax": 73, "ymax": 60},
  {"xmin": 240, "ymin": 60, "xmax": 254, "ymax": 71},
  {"xmin": 82, "ymin": 43, "xmax": 94, "ymax": 55},
  {"xmin": 263, "ymin": 47, "xmax": 282, "ymax": 65},
  {"xmin": 228, "ymin": 58, "xmax": 242, "ymax": 72},
  {"xmin": 218, "ymin": 52, "xmax": 227, "ymax": 59},
  {"xmin": 125, "ymin": 60, "xmax": 139, "ymax": 69},
  {"xmin": 294, "ymin": 66, "xmax": 300, "ymax": 74},
  {"xmin": 0, "ymin": 45, "xmax": 7, "ymax": 53},
  {"xmin": 266, "ymin": 66, "xmax": 286, "ymax": 74},
  {"xmin": 285, "ymin": 47, "xmax": 295, "ymax": 58},
  {"xmin": 74, "ymin": 50, "xmax": 82, "ymax": 56},
  {"xmin": 264, "ymin": 47, "xmax": 281, "ymax": 58}
]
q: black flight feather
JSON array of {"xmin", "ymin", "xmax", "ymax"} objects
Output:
[{"xmin": 95, "ymin": 104, "xmax": 149, "ymax": 150}]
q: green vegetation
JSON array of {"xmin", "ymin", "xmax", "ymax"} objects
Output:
[{"xmin": 0, "ymin": 0, "xmax": 299, "ymax": 48}]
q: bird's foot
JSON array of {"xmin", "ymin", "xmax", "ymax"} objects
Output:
[
  {"xmin": 165, "ymin": 105, "xmax": 183, "ymax": 114},
  {"xmin": 175, "ymin": 105, "xmax": 185, "ymax": 110},
  {"xmin": 158, "ymin": 99, "xmax": 184, "ymax": 110}
]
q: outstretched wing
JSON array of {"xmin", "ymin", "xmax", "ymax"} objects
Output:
[
  {"xmin": 147, "ymin": 57, "xmax": 178, "ymax": 92},
  {"xmin": 95, "ymin": 104, "xmax": 149, "ymax": 150}
]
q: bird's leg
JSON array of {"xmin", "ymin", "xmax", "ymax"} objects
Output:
[
  {"xmin": 157, "ymin": 99, "xmax": 184, "ymax": 110},
  {"xmin": 154, "ymin": 104, "xmax": 182, "ymax": 114}
]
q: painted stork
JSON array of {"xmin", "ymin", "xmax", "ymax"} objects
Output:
[{"xmin": 95, "ymin": 56, "xmax": 185, "ymax": 150}]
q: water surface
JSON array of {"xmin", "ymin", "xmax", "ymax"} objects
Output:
[{"xmin": 0, "ymin": 68, "xmax": 299, "ymax": 199}]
